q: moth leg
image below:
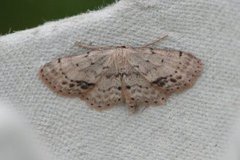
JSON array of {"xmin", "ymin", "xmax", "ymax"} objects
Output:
[{"xmin": 139, "ymin": 34, "xmax": 168, "ymax": 48}]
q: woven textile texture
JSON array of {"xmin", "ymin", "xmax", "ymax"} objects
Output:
[{"xmin": 0, "ymin": 0, "xmax": 240, "ymax": 159}]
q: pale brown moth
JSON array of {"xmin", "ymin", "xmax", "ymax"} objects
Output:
[{"xmin": 39, "ymin": 35, "xmax": 203, "ymax": 112}]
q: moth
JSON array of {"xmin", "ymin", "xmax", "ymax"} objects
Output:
[{"xmin": 39, "ymin": 35, "xmax": 203, "ymax": 112}]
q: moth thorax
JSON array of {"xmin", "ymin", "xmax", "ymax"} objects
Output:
[{"xmin": 113, "ymin": 51, "xmax": 128, "ymax": 65}]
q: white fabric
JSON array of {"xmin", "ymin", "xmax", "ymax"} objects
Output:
[
  {"xmin": 0, "ymin": 0, "xmax": 240, "ymax": 159},
  {"xmin": 0, "ymin": 101, "xmax": 49, "ymax": 160}
]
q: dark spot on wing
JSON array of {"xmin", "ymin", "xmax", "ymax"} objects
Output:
[
  {"xmin": 126, "ymin": 85, "xmax": 131, "ymax": 89},
  {"xmin": 133, "ymin": 65, "xmax": 139, "ymax": 68},
  {"xmin": 74, "ymin": 80, "xmax": 95, "ymax": 89},
  {"xmin": 150, "ymin": 48, "xmax": 156, "ymax": 54},
  {"xmin": 179, "ymin": 51, "xmax": 183, "ymax": 57},
  {"xmin": 176, "ymin": 76, "xmax": 182, "ymax": 79},
  {"xmin": 62, "ymin": 81, "xmax": 67, "ymax": 85},
  {"xmin": 84, "ymin": 52, "xmax": 90, "ymax": 57},
  {"xmin": 103, "ymin": 66, "xmax": 110, "ymax": 69},
  {"xmin": 69, "ymin": 84, "xmax": 75, "ymax": 88},
  {"xmin": 170, "ymin": 78, "xmax": 177, "ymax": 83},
  {"xmin": 152, "ymin": 77, "xmax": 168, "ymax": 87}
]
